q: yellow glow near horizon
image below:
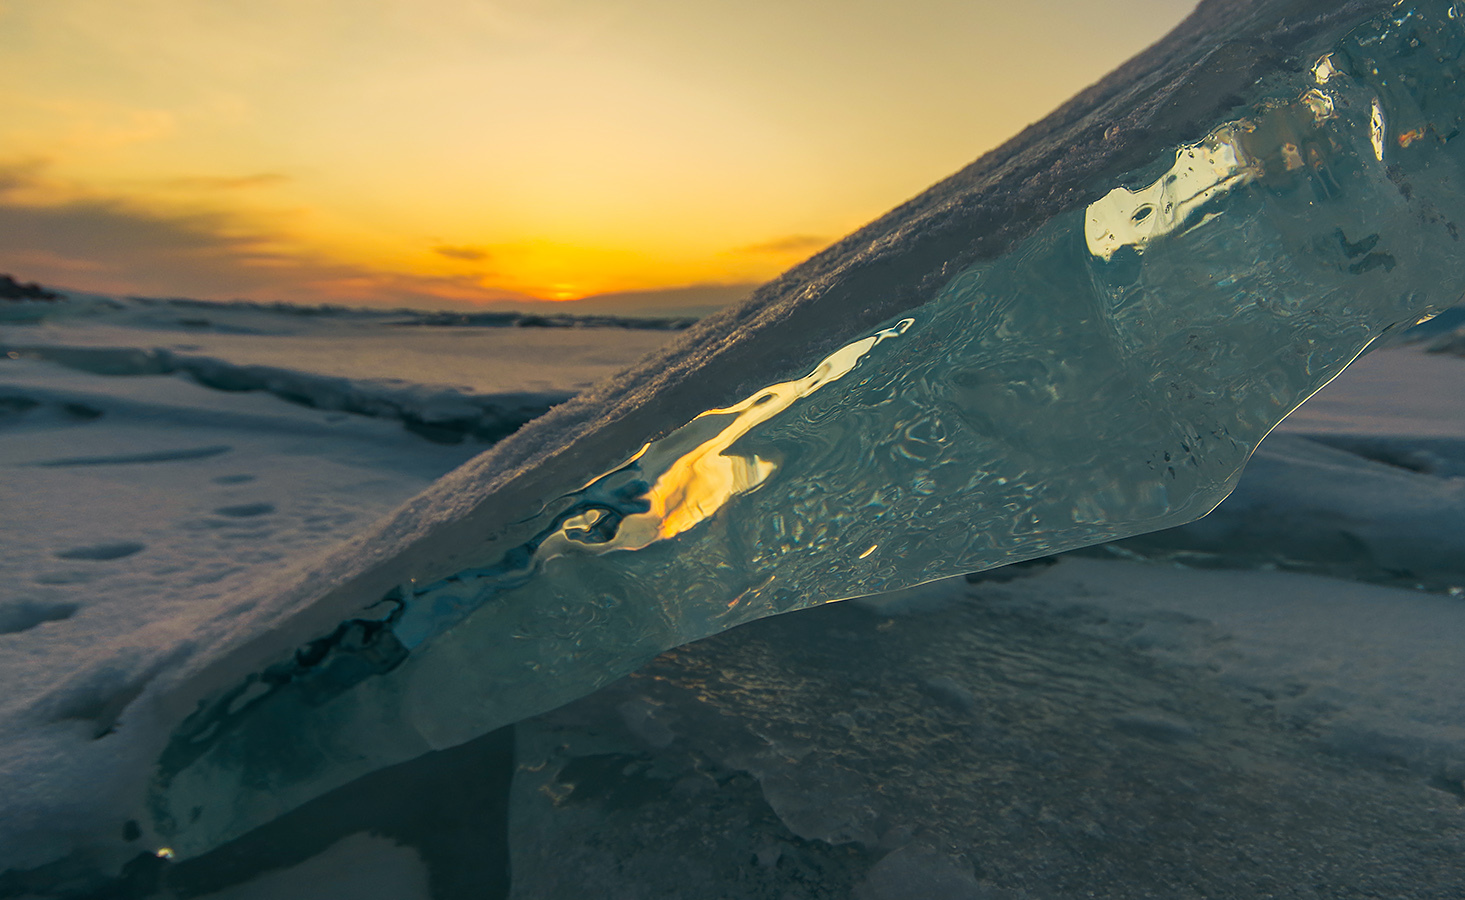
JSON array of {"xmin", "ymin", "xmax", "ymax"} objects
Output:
[{"xmin": 0, "ymin": 0, "xmax": 1196, "ymax": 308}]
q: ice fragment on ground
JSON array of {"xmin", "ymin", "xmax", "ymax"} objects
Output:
[{"xmin": 14, "ymin": 0, "xmax": 1465, "ymax": 873}]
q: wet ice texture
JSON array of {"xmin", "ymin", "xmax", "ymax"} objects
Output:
[{"xmin": 136, "ymin": 0, "xmax": 1465, "ymax": 859}]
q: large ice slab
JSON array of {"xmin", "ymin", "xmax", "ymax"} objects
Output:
[{"xmin": 10, "ymin": 0, "xmax": 1465, "ymax": 876}]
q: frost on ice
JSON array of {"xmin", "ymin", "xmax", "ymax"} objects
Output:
[{"xmin": 15, "ymin": 0, "xmax": 1465, "ymax": 871}]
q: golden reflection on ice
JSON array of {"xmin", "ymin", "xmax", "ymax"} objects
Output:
[
  {"xmin": 1084, "ymin": 123, "xmax": 1257, "ymax": 261},
  {"xmin": 1086, "ymin": 75, "xmax": 1355, "ymax": 262},
  {"xmin": 1371, "ymin": 98, "xmax": 1387, "ymax": 161},
  {"xmin": 1313, "ymin": 53, "xmax": 1340, "ymax": 84},
  {"xmin": 543, "ymin": 319, "xmax": 913, "ymax": 556},
  {"xmin": 1302, "ymin": 89, "xmax": 1336, "ymax": 124}
]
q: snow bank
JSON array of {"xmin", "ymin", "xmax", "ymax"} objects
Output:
[{"xmin": 1, "ymin": 316, "xmax": 672, "ymax": 443}]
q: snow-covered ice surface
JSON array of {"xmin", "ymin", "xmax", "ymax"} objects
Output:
[
  {"xmin": 0, "ymin": 359, "xmax": 480, "ymax": 712},
  {"xmin": 2, "ymin": 305, "xmax": 1463, "ymax": 897},
  {"xmin": 1, "ymin": 300, "xmax": 675, "ymax": 443},
  {"xmin": 4, "ymin": 311, "xmax": 677, "ymax": 400},
  {"xmin": 0, "ymin": 307, "xmax": 663, "ymax": 883}
]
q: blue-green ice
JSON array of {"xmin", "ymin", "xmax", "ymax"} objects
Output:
[{"xmin": 143, "ymin": 0, "xmax": 1465, "ymax": 859}]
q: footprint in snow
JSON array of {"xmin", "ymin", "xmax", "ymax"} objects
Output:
[
  {"xmin": 214, "ymin": 503, "xmax": 276, "ymax": 518},
  {"xmin": 55, "ymin": 542, "xmax": 145, "ymax": 561},
  {"xmin": 33, "ymin": 445, "xmax": 232, "ymax": 467},
  {"xmin": 33, "ymin": 571, "xmax": 99, "ymax": 585},
  {"xmin": 0, "ymin": 601, "xmax": 78, "ymax": 635}
]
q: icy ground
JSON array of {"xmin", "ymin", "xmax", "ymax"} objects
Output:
[{"xmin": 1, "ymin": 303, "xmax": 1464, "ymax": 897}]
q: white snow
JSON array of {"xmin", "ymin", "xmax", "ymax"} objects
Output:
[{"xmin": 987, "ymin": 557, "xmax": 1465, "ymax": 781}]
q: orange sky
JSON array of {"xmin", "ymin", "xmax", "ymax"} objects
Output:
[{"xmin": 0, "ymin": 0, "xmax": 1195, "ymax": 309}]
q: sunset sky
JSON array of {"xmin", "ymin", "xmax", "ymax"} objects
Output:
[{"xmin": 0, "ymin": 0, "xmax": 1194, "ymax": 308}]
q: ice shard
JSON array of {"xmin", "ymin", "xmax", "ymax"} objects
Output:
[{"xmin": 82, "ymin": 0, "xmax": 1465, "ymax": 864}]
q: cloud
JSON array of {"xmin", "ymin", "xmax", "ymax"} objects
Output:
[
  {"xmin": 733, "ymin": 233, "xmax": 829, "ymax": 255},
  {"xmin": 432, "ymin": 243, "xmax": 491, "ymax": 262},
  {"xmin": 161, "ymin": 173, "xmax": 292, "ymax": 191},
  {"xmin": 0, "ymin": 191, "xmax": 258, "ymax": 265},
  {"xmin": 0, "ymin": 158, "xmax": 49, "ymax": 194},
  {"xmin": 0, "ymin": 160, "xmax": 524, "ymax": 307}
]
